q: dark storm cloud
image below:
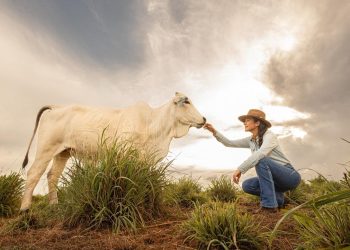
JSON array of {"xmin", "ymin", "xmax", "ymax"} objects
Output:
[
  {"xmin": 264, "ymin": 1, "xmax": 350, "ymax": 178},
  {"xmin": 3, "ymin": 0, "xmax": 148, "ymax": 69}
]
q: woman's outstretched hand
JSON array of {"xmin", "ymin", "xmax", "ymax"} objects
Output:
[
  {"xmin": 232, "ymin": 169, "xmax": 241, "ymax": 184},
  {"xmin": 203, "ymin": 123, "xmax": 216, "ymax": 135}
]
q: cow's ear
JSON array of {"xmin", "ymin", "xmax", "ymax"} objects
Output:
[
  {"xmin": 174, "ymin": 96, "xmax": 187, "ymax": 105},
  {"xmin": 175, "ymin": 92, "xmax": 185, "ymax": 97},
  {"xmin": 173, "ymin": 95, "xmax": 180, "ymax": 104},
  {"xmin": 174, "ymin": 92, "xmax": 187, "ymax": 104}
]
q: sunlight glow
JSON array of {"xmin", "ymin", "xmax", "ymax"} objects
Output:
[
  {"xmin": 276, "ymin": 34, "xmax": 297, "ymax": 52},
  {"xmin": 290, "ymin": 127, "xmax": 307, "ymax": 139},
  {"xmin": 271, "ymin": 126, "xmax": 307, "ymax": 139},
  {"xmin": 264, "ymin": 105, "xmax": 310, "ymax": 123}
]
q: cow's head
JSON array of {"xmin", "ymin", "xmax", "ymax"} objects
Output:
[{"xmin": 172, "ymin": 92, "xmax": 206, "ymax": 138}]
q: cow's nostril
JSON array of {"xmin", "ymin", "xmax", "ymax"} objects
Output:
[{"xmin": 203, "ymin": 117, "xmax": 207, "ymax": 123}]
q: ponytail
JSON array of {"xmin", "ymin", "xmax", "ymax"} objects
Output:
[{"xmin": 253, "ymin": 118, "xmax": 268, "ymax": 147}]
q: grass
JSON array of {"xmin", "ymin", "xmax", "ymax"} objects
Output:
[
  {"xmin": 284, "ymin": 176, "xmax": 346, "ymax": 206},
  {"xmin": 182, "ymin": 201, "xmax": 262, "ymax": 249},
  {"xmin": 2, "ymin": 210, "xmax": 41, "ymax": 233},
  {"xmin": 0, "ymin": 172, "xmax": 24, "ymax": 217},
  {"xmin": 341, "ymin": 168, "xmax": 350, "ymax": 189},
  {"xmin": 206, "ymin": 175, "xmax": 238, "ymax": 202},
  {"xmin": 1, "ymin": 170, "xmax": 349, "ymax": 249},
  {"xmin": 2, "ymin": 137, "xmax": 350, "ymax": 249},
  {"xmin": 1, "ymin": 195, "xmax": 59, "ymax": 234},
  {"xmin": 271, "ymin": 188, "xmax": 350, "ymax": 247},
  {"xmin": 294, "ymin": 204, "xmax": 350, "ymax": 248},
  {"xmin": 164, "ymin": 176, "xmax": 207, "ymax": 207},
  {"xmin": 308, "ymin": 175, "xmax": 344, "ymax": 196},
  {"xmin": 58, "ymin": 138, "xmax": 170, "ymax": 233}
]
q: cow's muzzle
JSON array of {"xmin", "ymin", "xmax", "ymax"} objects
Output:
[{"xmin": 195, "ymin": 117, "xmax": 206, "ymax": 128}]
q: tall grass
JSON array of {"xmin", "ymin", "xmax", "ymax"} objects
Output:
[
  {"xmin": 58, "ymin": 139, "xmax": 169, "ymax": 232},
  {"xmin": 271, "ymin": 188, "xmax": 350, "ymax": 246},
  {"xmin": 0, "ymin": 172, "xmax": 24, "ymax": 217},
  {"xmin": 341, "ymin": 168, "xmax": 350, "ymax": 189},
  {"xmin": 164, "ymin": 176, "xmax": 207, "ymax": 207},
  {"xmin": 270, "ymin": 140, "xmax": 350, "ymax": 246},
  {"xmin": 294, "ymin": 204, "xmax": 350, "ymax": 248},
  {"xmin": 182, "ymin": 201, "xmax": 262, "ymax": 249},
  {"xmin": 207, "ymin": 175, "xmax": 238, "ymax": 202}
]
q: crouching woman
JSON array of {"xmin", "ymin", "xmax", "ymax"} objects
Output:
[{"xmin": 204, "ymin": 109, "xmax": 301, "ymax": 213}]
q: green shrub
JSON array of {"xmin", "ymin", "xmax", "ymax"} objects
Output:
[
  {"xmin": 0, "ymin": 172, "xmax": 24, "ymax": 217},
  {"xmin": 207, "ymin": 175, "xmax": 238, "ymax": 202},
  {"xmin": 182, "ymin": 201, "xmax": 262, "ymax": 249},
  {"xmin": 58, "ymin": 139, "xmax": 169, "ymax": 232},
  {"xmin": 164, "ymin": 176, "xmax": 207, "ymax": 207},
  {"xmin": 294, "ymin": 204, "xmax": 350, "ymax": 249}
]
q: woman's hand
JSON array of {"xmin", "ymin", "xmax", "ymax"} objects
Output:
[
  {"xmin": 203, "ymin": 123, "xmax": 216, "ymax": 135},
  {"xmin": 232, "ymin": 169, "xmax": 241, "ymax": 184}
]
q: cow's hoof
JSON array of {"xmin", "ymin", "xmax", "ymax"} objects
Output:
[{"xmin": 19, "ymin": 208, "xmax": 30, "ymax": 215}]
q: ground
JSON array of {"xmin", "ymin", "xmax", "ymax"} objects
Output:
[{"xmin": 0, "ymin": 202, "xmax": 300, "ymax": 250}]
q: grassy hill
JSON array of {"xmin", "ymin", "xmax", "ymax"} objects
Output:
[{"xmin": 1, "ymin": 141, "xmax": 349, "ymax": 249}]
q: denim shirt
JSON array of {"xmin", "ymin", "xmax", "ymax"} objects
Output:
[{"xmin": 214, "ymin": 130, "xmax": 291, "ymax": 174}]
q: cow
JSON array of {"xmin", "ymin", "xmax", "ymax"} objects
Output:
[{"xmin": 20, "ymin": 92, "xmax": 206, "ymax": 211}]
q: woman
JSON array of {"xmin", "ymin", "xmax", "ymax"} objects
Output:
[{"xmin": 204, "ymin": 109, "xmax": 301, "ymax": 213}]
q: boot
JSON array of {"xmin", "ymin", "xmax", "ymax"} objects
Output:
[{"xmin": 252, "ymin": 206, "xmax": 278, "ymax": 214}]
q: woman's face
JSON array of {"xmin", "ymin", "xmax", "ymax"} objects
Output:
[{"xmin": 244, "ymin": 117, "xmax": 260, "ymax": 133}]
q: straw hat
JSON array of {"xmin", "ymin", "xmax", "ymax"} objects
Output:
[{"xmin": 238, "ymin": 109, "xmax": 272, "ymax": 128}]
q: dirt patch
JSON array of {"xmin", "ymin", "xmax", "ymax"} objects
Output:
[
  {"xmin": 0, "ymin": 203, "xmax": 300, "ymax": 249},
  {"xmin": 237, "ymin": 200, "xmax": 300, "ymax": 250},
  {"xmin": 0, "ymin": 207, "xmax": 195, "ymax": 250}
]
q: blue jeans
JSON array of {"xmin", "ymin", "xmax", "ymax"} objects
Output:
[{"xmin": 242, "ymin": 157, "xmax": 301, "ymax": 208}]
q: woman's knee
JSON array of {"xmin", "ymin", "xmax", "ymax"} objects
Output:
[
  {"xmin": 291, "ymin": 171, "xmax": 302, "ymax": 189},
  {"xmin": 242, "ymin": 178, "xmax": 259, "ymax": 195},
  {"xmin": 242, "ymin": 180, "xmax": 250, "ymax": 193}
]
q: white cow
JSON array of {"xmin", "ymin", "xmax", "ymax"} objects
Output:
[{"xmin": 20, "ymin": 92, "xmax": 206, "ymax": 211}]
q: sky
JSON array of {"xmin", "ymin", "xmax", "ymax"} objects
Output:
[{"xmin": 1, "ymin": 0, "xmax": 349, "ymax": 192}]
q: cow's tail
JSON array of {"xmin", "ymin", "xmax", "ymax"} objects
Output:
[{"xmin": 22, "ymin": 106, "xmax": 53, "ymax": 169}]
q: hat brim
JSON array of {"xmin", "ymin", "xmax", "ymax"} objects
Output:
[{"xmin": 238, "ymin": 115, "xmax": 272, "ymax": 128}]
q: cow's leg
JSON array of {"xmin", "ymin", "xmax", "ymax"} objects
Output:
[
  {"xmin": 20, "ymin": 150, "xmax": 55, "ymax": 211},
  {"xmin": 47, "ymin": 150, "xmax": 70, "ymax": 205}
]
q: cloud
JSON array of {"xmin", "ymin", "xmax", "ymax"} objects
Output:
[
  {"xmin": 263, "ymin": 1, "xmax": 350, "ymax": 179},
  {"xmin": 1, "ymin": 0, "xmax": 348, "ymax": 193},
  {"xmin": 3, "ymin": 0, "xmax": 149, "ymax": 69}
]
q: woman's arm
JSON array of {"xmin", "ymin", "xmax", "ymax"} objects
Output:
[{"xmin": 204, "ymin": 123, "xmax": 250, "ymax": 148}]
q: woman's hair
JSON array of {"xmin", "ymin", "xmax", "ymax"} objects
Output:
[{"xmin": 253, "ymin": 117, "xmax": 268, "ymax": 147}]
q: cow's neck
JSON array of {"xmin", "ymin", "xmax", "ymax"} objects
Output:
[{"xmin": 146, "ymin": 101, "xmax": 189, "ymax": 158}]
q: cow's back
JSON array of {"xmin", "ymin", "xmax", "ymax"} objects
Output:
[{"xmin": 42, "ymin": 103, "xmax": 153, "ymax": 153}]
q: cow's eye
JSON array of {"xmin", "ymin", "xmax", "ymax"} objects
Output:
[{"xmin": 184, "ymin": 100, "xmax": 190, "ymax": 104}]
